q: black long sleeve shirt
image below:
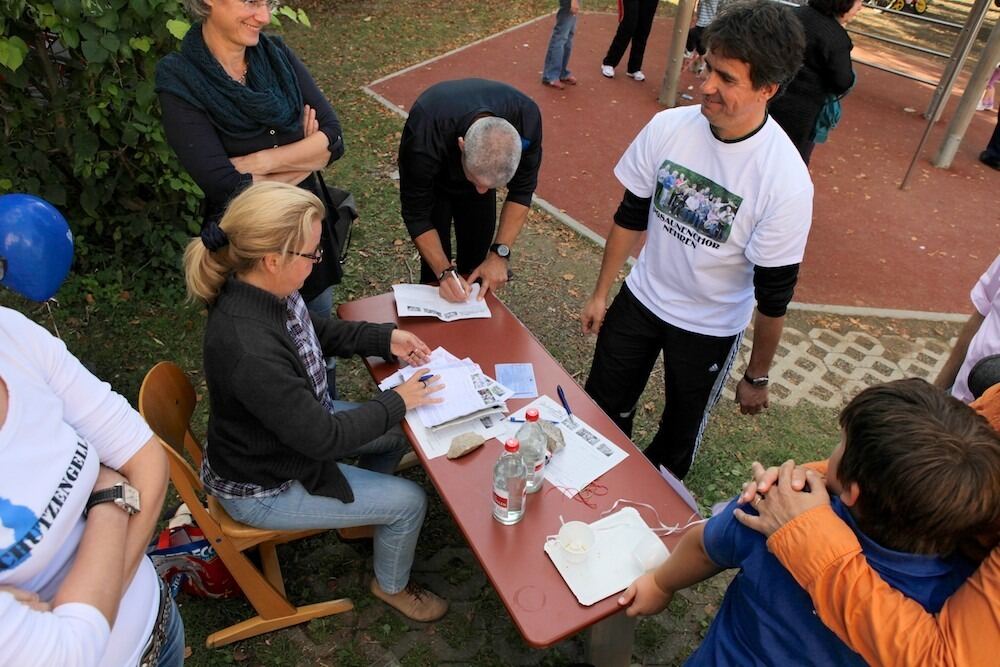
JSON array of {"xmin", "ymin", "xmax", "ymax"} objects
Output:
[{"xmin": 398, "ymin": 78, "xmax": 543, "ymax": 238}]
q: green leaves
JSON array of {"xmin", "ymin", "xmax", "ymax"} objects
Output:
[
  {"xmin": 165, "ymin": 18, "xmax": 190, "ymax": 40},
  {"xmin": 2, "ymin": 0, "xmax": 313, "ymax": 280},
  {"xmin": 128, "ymin": 36, "xmax": 153, "ymax": 53},
  {"xmin": 0, "ymin": 36, "xmax": 29, "ymax": 71}
]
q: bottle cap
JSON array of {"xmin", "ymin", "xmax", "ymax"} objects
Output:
[
  {"xmin": 525, "ymin": 408, "xmax": 540, "ymax": 422},
  {"xmin": 504, "ymin": 438, "xmax": 520, "ymax": 453}
]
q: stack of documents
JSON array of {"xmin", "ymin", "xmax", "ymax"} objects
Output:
[
  {"xmin": 378, "ymin": 347, "xmax": 514, "ymax": 430},
  {"xmin": 392, "ymin": 284, "xmax": 491, "ymax": 322}
]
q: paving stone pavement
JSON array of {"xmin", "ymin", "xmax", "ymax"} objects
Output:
[{"xmin": 727, "ymin": 324, "xmax": 957, "ymax": 407}]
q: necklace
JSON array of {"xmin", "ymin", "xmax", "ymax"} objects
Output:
[{"xmin": 236, "ymin": 61, "xmax": 248, "ymax": 85}]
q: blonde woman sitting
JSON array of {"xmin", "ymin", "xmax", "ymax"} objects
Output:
[{"xmin": 183, "ymin": 182, "xmax": 448, "ymax": 621}]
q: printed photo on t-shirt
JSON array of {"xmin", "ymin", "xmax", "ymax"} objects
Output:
[{"xmin": 653, "ymin": 160, "xmax": 743, "ymax": 243}]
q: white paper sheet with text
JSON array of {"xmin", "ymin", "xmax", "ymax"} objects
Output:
[
  {"xmin": 392, "ymin": 283, "xmax": 491, "ymax": 321},
  {"xmin": 500, "ymin": 395, "xmax": 628, "ymax": 497}
]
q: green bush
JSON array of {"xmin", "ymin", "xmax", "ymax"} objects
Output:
[
  {"xmin": 0, "ymin": 0, "xmax": 201, "ymax": 282},
  {"xmin": 0, "ymin": 0, "xmax": 307, "ymax": 288}
]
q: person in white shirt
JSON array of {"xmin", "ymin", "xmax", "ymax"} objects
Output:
[
  {"xmin": 0, "ymin": 195, "xmax": 181, "ymax": 666},
  {"xmin": 580, "ymin": 0, "xmax": 812, "ymax": 479},
  {"xmin": 935, "ymin": 253, "xmax": 1000, "ymax": 403}
]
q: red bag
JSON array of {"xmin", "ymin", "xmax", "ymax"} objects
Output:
[{"xmin": 146, "ymin": 511, "xmax": 241, "ymax": 599}]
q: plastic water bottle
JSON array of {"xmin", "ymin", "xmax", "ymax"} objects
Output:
[
  {"xmin": 516, "ymin": 409, "xmax": 548, "ymax": 494},
  {"xmin": 493, "ymin": 438, "xmax": 527, "ymax": 525}
]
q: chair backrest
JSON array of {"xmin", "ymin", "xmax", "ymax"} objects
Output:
[
  {"xmin": 138, "ymin": 361, "xmax": 204, "ymax": 467},
  {"xmin": 139, "ymin": 362, "xmax": 225, "ymax": 541}
]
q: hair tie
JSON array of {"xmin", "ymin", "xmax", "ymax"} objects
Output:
[{"xmin": 200, "ymin": 220, "xmax": 229, "ymax": 252}]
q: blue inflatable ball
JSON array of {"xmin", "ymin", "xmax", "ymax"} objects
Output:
[{"xmin": 0, "ymin": 194, "xmax": 74, "ymax": 301}]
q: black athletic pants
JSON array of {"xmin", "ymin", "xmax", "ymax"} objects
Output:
[
  {"xmin": 602, "ymin": 0, "xmax": 660, "ymax": 74},
  {"xmin": 418, "ymin": 186, "xmax": 497, "ymax": 284},
  {"xmin": 584, "ymin": 284, "xmax": 740, "ymax": 479}
]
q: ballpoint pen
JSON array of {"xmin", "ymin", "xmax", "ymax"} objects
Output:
[
  {"xmin": 450, "ymin": 271, "xmax": 468, "ymax": 301},
  {"xmin": 556, "ymin": 384, "xmax": 578, "ymax": 426}
]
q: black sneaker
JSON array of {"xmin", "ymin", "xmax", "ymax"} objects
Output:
[{"xmin": 980, "ymin": 151, "xmax": 1000, "ymax": 171}]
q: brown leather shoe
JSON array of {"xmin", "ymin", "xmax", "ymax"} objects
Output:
[{"xmin": 370, "ymin": 579, "xmax": 449, "ymax": 622}]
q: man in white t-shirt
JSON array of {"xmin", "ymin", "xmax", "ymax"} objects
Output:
[
  {"xmin": 935, "ymin": 253, "xmax": 1000, "ymax": 402},
  {"xmin": 580, "ymin": 0, "xmax": 812, "ymax": 479}
]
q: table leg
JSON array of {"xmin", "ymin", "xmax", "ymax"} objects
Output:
[{"xmin": 585, "ymin": 611, "xmax": 636, "ymax": 667}]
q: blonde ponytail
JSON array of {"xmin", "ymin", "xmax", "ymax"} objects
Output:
[{"xmin": 182, "ymin": 182, "xmax": 325, "ymax": 304}]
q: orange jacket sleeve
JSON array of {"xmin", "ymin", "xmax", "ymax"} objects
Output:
[
  {"xmin": 760, "ymin": 387, "xmax": 1000, "ymax": 665},
  {"xmin": 767, "ymin": 490, "xmax": 1000, "ymax": 667}
]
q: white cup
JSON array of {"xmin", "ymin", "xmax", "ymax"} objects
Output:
[{"xmin": 556, "ymin": 521, "xmax": 595, "ymax": 564}]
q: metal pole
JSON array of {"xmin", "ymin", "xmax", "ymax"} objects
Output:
[
  {"xmin": 659, "ymin": 0, "xmax": 697, "ymax": 107},
  {"xmin": 900, "ymin": 8, "xmax": 996, "ymax": 188},
  {"xmin": 935, "ymin": 18, "xmax": 1000, "ymax": 168},
  {"xmin": 924, "ymin": 0, "xmax": 992, "ymax": 121}
]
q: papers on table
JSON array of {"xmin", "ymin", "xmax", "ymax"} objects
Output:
[
  {"xmin": 380, "ymin": 352, "xmax": 627, "ymax": 489},
  {"xmin": 496, "ymin": 395, "xmax": 628, "ymax": 497},
  {"xmin": 495, "ymin": 363, "xmax": 538, "ymax": 398},
  {"xmin": 403, "ymin": 410, "xmax": 507, "ymax": 460},
  {"xmin": 392, "ymin": 283, "xmax": 491, "ymax": 322},
  {"xmin": 378, "ymin": 347, "xmax": 513, "ymax": 430}
]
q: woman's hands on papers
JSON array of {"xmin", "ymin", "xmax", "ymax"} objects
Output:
[
  {"xmin": 393, "ymin": 368, "xmax": 445, "ymax": 410},
  {"xmin": 391, "ymin": 330, "xmax": 433, "ymax": 366},
  {"xmin": 618, "ymin": 572, "xmax": 673, "ymax": 617}
]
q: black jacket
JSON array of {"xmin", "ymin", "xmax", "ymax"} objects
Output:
[
  {"xmin": 202, "ymin": 278, "xmax": 406, "ymax": 502},
  {"xmin": 770, "ymin": 6, "xmax": 854, "ymax": 152},
  {"xmin": 398, "ymin": 78, "xmax": 543, "ymax": 238}
]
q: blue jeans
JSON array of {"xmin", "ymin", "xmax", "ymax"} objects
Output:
[
  {"xmin": 542, "ymin": 0, "xmax": 577, "ymax": 82},
  {"xmin": 154, "ymin": 594, "xmax": 185, "ymax": 667},
  {"xmin": 217, "ymin": 407, "xmax": 425, "ymax": 594}
]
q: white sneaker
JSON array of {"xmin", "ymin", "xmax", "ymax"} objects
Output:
[
  {"xmin": 683, "ymin": 49, "xmax": 694, "ymax": 59},
  {"xmin": 601, "ymin": 65, "xmax": 615, "ymax": 78},
  {"xmin": 627, "ymin": 71, "xmax": 646, "ymax": 82}
]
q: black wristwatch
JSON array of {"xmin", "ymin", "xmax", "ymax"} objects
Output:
[
  {"xmin": 743, "ymin": 372, "xmax": 769, "ymax": 387},
  {"xmin": 438, "ymin": 264, "xmax": 458, "ymax": 281},
  {"xmin": 489, "ymin": 243, "xmax": 511, "ymax": 260},
  {"xmin": 85, "ymin": 482, "xmax": 141, "ymax": 517}
]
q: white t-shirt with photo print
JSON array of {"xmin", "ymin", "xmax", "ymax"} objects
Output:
[{"xmin": 615, "ymin": 105, "xmax": 813, "ymax": 337}]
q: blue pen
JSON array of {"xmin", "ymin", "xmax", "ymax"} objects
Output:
[
  {"xmin": 419, "ymin": 374, "xmax": 433, "ymax": 383},
  {"xmin": 556, "ymin": 384, "xmax": 578, "ymax": 426}
]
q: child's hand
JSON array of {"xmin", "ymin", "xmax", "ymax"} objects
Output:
[{"xmin": 618, "ymin": 572, "xmax": 673, "ymax": 617}]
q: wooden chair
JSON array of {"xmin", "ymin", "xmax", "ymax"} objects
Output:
[{"xmin": 138, "ymin": 361, "xmax": 353, "ymax": 648}]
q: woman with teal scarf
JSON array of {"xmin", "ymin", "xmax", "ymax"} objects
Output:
[{"xmin": 156, "ymin": 0, "xmax": 344, "ymax": 318}]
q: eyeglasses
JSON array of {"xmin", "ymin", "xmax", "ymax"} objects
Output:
[
  {"xmin": 240, "ymin": 0, "xmax": 281, "ymax": 12},
  {"xmin": 287, "ymin": 245, "xmax": 323, "ymax": 263}
]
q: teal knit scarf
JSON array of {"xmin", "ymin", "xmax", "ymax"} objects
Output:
[{"xmin": 155, "ymin": 23, "xmax": 303, "ymax": 139}]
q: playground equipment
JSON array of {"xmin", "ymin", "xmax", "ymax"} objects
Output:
[{"xmin": 875, "ymin": 0, "xmax": 929, "ymax": 15}]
